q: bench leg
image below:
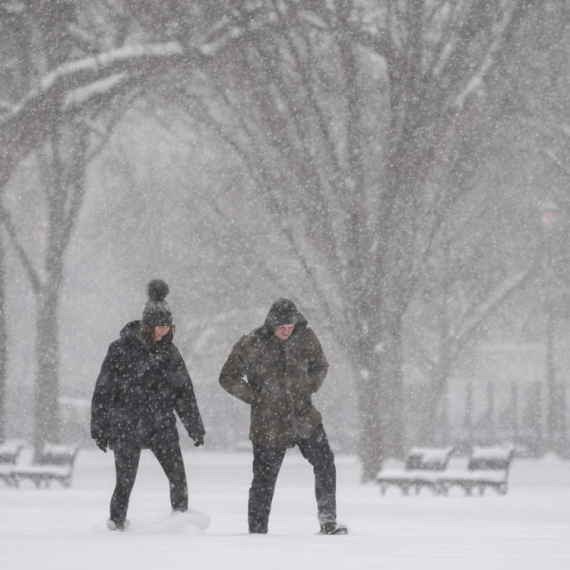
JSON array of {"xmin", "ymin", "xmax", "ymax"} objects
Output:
[
  {"xmin": 421, "ymin": 482, "xmax": 439, "ymax": 496},
  {"xmin": 0, "ymin": 475, "xmax": 13, "ymax": 487}
]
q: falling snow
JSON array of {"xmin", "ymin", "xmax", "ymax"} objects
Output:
[{"xmin": 1, "ymin": 2, "xmax": 569, "ymax": 566}]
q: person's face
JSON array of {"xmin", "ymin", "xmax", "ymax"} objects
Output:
[
  {"xmin": 153, "ymin": 325, "xmax": 171, "ymax": 343},
  {"xmin": 274, "ymin": 324, "xmax": 295, "ymax": 340}
]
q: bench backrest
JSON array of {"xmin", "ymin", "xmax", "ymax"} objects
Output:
[
  {"xmin": 35, "ymin": 445, "xmax": 78, "ymax": 467},
  {"xmin": 468, "ymin": 446, "xmax": 514, "ymax": 471},
  {"xmin": 406, "ymin": 447, "xmax": 453, "ymax": 471},
  {"xmin": 0, "ymin": 443, "xmax": 24, "ymax": 465}
]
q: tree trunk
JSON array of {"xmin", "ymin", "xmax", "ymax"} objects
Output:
[
  {"xmin": 377, "ymin": 315, "xmax": 405, "ymax": 458},
  {"xmin": 354, "ymin": 312, "xmax": 405, "ymax": 481},
  {"xmin": 33, "ymin": 282, "xmax": 61, "ymax": 451},
  {"xmin": 0, "ymin": 231, "xmax": 7, "ymax": 444},
  {"xmin": 422, "ymin": 367, "xmax": 450, "ymax": 446},
  {"xmin": 354, "ymin": 337, "xmax": 382, "ymax": 482}
]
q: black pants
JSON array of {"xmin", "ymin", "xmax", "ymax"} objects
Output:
[
  {"xmin": 110, "ymin": 441, "xmax": 188, "ymax": 525},
  {"xmin": 248, "ymin": 424, "xmax": 337, "ymax": 533}
]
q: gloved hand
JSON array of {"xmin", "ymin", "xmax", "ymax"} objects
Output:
[
  {"xmin": 96, "ymin": 438, "xmax": 108, "ymax": 453},
  {"xmin": 192, "ymin": 435, "xmax": 204, "ymax": 448}
]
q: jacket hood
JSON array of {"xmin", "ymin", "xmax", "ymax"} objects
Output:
[{"xmin": 254, "ymin": 298, "xmax": 308, "ymax": 339}]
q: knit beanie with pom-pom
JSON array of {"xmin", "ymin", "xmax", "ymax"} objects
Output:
[{"xmin": 142, "ymin": 279, "xmax": 173, "ymax": 326}]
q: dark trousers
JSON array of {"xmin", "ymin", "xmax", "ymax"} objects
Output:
[
  {"xmin": 248, "ymin": 424, "xmax": 336, "ymax": 533},
  {"xmin": 110, "ymin": 442, "xmax": 188, "ymax": 525}
]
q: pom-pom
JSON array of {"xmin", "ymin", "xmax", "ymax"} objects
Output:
[{"xmin": 147, "ymin": 279, "xmax": 169, "ymax": 301}]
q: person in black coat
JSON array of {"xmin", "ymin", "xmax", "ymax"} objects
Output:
[{"xmin": 91, "ymin": 279, "xmax": 205, "ymax": 531}]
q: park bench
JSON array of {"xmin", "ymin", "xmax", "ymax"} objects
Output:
[
  {"xmin": 438, "ymin": 446, "xmax": 515, "ymax": 496},
  {"xmin": 0, "ymin": 442, "xmax": 26, "ymax": 486},
  {"xmin": 376, "ymin": 447, "xmax": 453, "ymax": 495},
  {"xmin": 12, "ymin": 444, "xmax": 79, "ymax": 489}
]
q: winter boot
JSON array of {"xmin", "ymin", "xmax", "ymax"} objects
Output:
[
  {"xmin": 106, "ymin": 519, "xmax": 129, "ymax": 531},
  {"xmin": 319, "ymin": 522, "xmax": 348, "ymax": 535}
]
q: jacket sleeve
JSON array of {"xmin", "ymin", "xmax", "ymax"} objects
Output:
[
  {"xmin": 219, "ymin": 338, "xmax": 259, "ymax": 405},
  {"xmin": 307, "ymin": 328, "xmax": 329, "ymax": 393},
  {"xmin": 170, "ymin": 348, "xmax": 206, "ymax": 440},
  {"xmin": 90, "ymin": 343, "xmax": 118, "ymax": 441}
]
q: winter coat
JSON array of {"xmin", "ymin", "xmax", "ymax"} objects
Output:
[
  {"xmin": 219, "ymin": 306, "xmax": 329, "ymax": 449},
  {"xmin": 91, "ymin": 321, "xmax": 205, "ymax": 450}
]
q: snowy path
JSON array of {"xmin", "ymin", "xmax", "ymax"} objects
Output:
[{"xmin": 0, "ymin": 450, "xmax": 568, "ymax": 569}]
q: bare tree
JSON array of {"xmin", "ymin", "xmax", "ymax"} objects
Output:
[
  {"xmin": 0, "ymin": 1, "xmax": 135, "ymax": 448},
  {"xmin": 411, "ymin": 208, "xmax": 538, "ymax": 444},
  {"xmin": 0, "ymin": 1, "xmax": 195, "ymax": 448},
  {"xmin": 160, "ymin": 0, "xmax": 532, "ymax": 478}
]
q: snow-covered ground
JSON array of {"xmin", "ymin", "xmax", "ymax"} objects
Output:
[{"xmin": 1, "ymin": 449, "xmax": 568, "ymax": 570}]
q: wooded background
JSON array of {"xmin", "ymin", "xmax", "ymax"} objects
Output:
[{"xmin": 1, "ymin": 1, "xmax": 570, "ymax": 480}]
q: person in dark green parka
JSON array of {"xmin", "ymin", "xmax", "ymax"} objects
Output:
[{"xmin": 220, "ymin": 297, "xmax": 347, "ymax": 535}]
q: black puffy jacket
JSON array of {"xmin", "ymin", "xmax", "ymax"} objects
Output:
[{"xmin": 91, "ymin": 321, "xmax": 205, "ymax": 449}]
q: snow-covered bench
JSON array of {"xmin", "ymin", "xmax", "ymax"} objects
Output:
[
  {"xmin": 12, "ymin": 445, "xmax": 79, "ymax": 489},
  {"xmin": 376, "ymin": 447, "xmax": 454, "ymax": 495},
  {"xmin": 438, "ymin": 446, "xmax": 515, "ymax": 496},
  {"xmin": 0, "ymin": 442, "xmax": 26, "ymax": 486}
]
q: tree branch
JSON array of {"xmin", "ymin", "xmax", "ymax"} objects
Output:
[{"xmin": 0, "ymin": 206, "xmax": 43, "ymax": 294}]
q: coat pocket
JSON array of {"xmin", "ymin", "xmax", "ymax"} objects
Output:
[{"xmin": 292, "ymin": 414, "xmax": 315, "ymax": 440}]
